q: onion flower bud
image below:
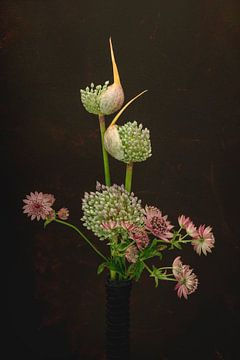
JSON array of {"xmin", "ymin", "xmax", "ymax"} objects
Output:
[
  {"xmin": 80, "ymin": 38, "xmax": 124, "ymax": 115},
  {"xmin": 104, "ymin": 122, "xmax": 151, "ymax": 163},
  {"xmin": 103, "ymin": 90, "xmax": 151, "ymax": 163}
]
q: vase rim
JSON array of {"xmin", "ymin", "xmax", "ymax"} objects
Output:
[{"xmin": 105, "ymin": 277, "xmax": 132, "ymax": 288}]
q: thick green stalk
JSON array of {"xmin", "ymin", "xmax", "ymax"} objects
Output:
[
  {"xmin": 54, "ymin": 219, "xmax": 107, "ymax": 261},
  {"xmin": 125, "ymin": 161, "xmax": 133, "ymax": 193},
  {"xmin": 110, "ymin": 270, "xmax": 117, "ymax": 280},
  {"xmin": 99, "ymin": 115, "xmax": 111, "ymax": 186}
]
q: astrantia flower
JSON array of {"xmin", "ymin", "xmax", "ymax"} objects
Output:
[
  {"xmin": 172, "ymin": 257, "xmax": 198, "ymax": 299},
  {"xmin": 125, "ymin": 245, "xmax": 138, "ymax": 263},
  {"xmin": 23, "ymin": 191, "xmax": 55, "ymax": 221},
  {"xmin": 120, "ymin": 221, "xmax": 137, "ymax": 232},
  {"xmin": 47, "ymin": 209, "xmax": 56, "ymax": 220},
  {"xmin": 101, "ymin": 220, "xmax": 118, "ymax": 230},
  {"xmin": 43, "ymin": 193, "xmax": 55, "ymax": 206},
  {"xmin": 144, "ymin": 206, "xmax": 174, "ymax": 242},
  {"xmin": 178, "ymin": 215, "xmax": 192, "ymax": 228},
  {"xmin": 104, "ymin": 121, "xmax": 152, "ymax": 163},
  {"xmin": 57, "ymin": 208, "xmax": 69, "ymax": 220},
  {"xmin": 178, "ymin": 214, "xmax": 198, "ymax": 237},
  {"xmin": 172, "ymin": 256, "xmax": 184, "ymax": 278},
  {"xmin": 81, "ymin": 183, "xmax": 144, "ymax": 240},
  {"xmin": 175, "ymin": 266, "xmax": 198, "ymax": 299},
  {"xmin": 191, "ymin": 225, "xmax": 215, "ymax": 255},
  {"xmin": 129, "ymin": 227, "xmax": 149, "ymax": 250}
]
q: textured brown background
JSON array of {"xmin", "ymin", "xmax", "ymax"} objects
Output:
[{"xmin": 2, "ymin": 0, "xmax": 239, "ymax": 359}]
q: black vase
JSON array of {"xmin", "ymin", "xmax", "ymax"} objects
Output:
[{"xmin": 105, "ymin": 278, "xmax": 132, "ymax": 360}]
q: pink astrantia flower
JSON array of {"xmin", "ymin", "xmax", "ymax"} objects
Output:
[
  {"xmin": 144, "ymin": 206, "xmax": 174, "ymax": 242},
  {"xmin": 172, "ymin": 256, "xmax": 198, "ymax": 299},
  {"xmin": 125, "ymin": 245, "xmax": 138, "ymax": 263},
  {"xmin": 23, "ymin": 191, "xmax": 55, "ymax": 221},
  {"xmin": 43, "ymin": 194, "xmax": 55, "ymax": 206},
  {"xmin": 186, "ymin": 222, "xmax": 198, "ymax": 237},
  {"xmin": 120, "ymin": 221, "xmax": 137, "ymax": 232},
  {"xmin": 47, "ymin": 209, "xmax": 56, "ymax": 220},
  {"xmin": 178, "ymin": 215, "xmax": 192, "ymax": 228},
  {"xmin": 172, "ymin": 256, "xmax": 184, "ymax": 278},
  {"xmin": 178, "ymin": 215, "xmax": 198, "ymax": 237},
  {"xmin": 191, "ymin": 225, "xmax": 215, "ymax": 255},
  {"xmin": 101, "ymin": 220, "xmax": 118, "ymax": 230},
  {"xmin": 57, "ymin": 208, "xmax": 69, "ymax": 220},
  {"xmin": 129, "ymin": 227, "xmax": 149, "ymax": 250}
]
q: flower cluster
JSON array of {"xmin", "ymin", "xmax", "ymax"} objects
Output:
[
  {"xmin": 125, "ymin": 245, "xmax": 139, "ymax": 263},
  {"xmin": 104, "ymin": 121, "xmax": 152, "ymax": 163},
  {"xmin": 22, "ymin": 192, "xmax": 69, "ymax": 221},
  {"xmin": 172, "ymin": 257, "xmax": 198, "ymax": 299},
  {"xmin": 23, "ymin": 191, "xmax": 55, "ymax": 221},
  {"xmin": 22, "ymin": 38, "xmax": 216, "ymax": 302},
  {"xmin": 81, "ymin": 183, "xmax": 144, "ymax": 239},
  {"xmin": 178, "ymin": 215, "xmax": 215, "ymax": 255},
  {"xmin": 144, "ymin": 206, "xmax": 173, "ymax": 241},
  {"xmin": 80, "ymin": 81, "xmax": 110, "ymax": 115}
]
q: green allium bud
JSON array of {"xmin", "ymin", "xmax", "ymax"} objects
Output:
[
  {"xmin": 104, "ymin": 121, "xmax": 152, "ymax": 163},
  {"xmin": 99, "ymin": 83, "xmax": 124, "ymax": 115},
  {"xmin": 80, "ymin": 81, "xmax": 110, "ymax": 115},
  {"xmin": 81, "ymin": 183, "xmax": 144, "ymax": 240},
  {"xmin": 80, "ymin": 38, "xmax": 124, "ymax": 116}
]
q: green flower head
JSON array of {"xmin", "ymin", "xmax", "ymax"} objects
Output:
[
  {"xmin": 81, "ymin": 183, "xmax": 144, "ymax": 240},
  {"xmin": 104, "ymin": 121, "xmax": 152, "ymax": 163},
  {"xmin": 80, "ymin": 38, "xmax": 124, "ymax": 116}
]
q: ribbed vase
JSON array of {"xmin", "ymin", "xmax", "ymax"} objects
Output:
[{"xmin": 105, "ymin": 278, "xmax": 132, "ymax": 360}]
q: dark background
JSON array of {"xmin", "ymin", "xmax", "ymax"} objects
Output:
[{"xmin": 2, "ymin": 0, "xmax": 240, "ymax": 359}]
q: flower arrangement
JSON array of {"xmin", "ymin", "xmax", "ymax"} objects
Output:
[{"xmin": 23, "ymin": 38, "xmax": 215, "ymax": 300}]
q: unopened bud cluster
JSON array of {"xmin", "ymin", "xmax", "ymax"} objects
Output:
[
  {"xmin": 80, "ymin": 81, "xmax": 109, "ymax": 115},
  {"xmin": 104, "ymin": 121, "xmax": 152, "ymax": 163},
  {"xmin": 81, "ymin": 183, "xmax": 144, "ymax": 239},
  {"xmin": 80, "ymin": 81, "xmax": 124, "ymax": 116}
]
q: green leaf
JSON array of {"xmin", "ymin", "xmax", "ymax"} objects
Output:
[
  {"xmin": 97, "ymin": 262, "xmax": 107, "ymax": 275},
  {"xmin": 173, "ymin": 242, "xmax": 182, "ymax": 250},
  {"xmin": 133, "ymin": 261, "xmax": 145, "ymax": 281},
  {"xmin": 107, "ymin": 258, "xmax": 125, "ymax": 277}
]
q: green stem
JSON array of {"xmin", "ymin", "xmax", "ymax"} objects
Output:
[
  {"xmin": 110, "ymin": 270, "xmax": 116, "ymax": 280},
  {"xmin": 125, "ymin": 161, "xmax": 133, "ymax": 193},
  {"xmin": 54, "ymin": 219, "xmax": 107, "ymax": 261},
  {"xmin": 142, "ymin": 260, "xmax": 152, "ymax": 274},
  {"xmin": 160, "ymin": 277, "xmax": 177, "ymax": 282},
  {"xmin": 99, "ymin": 115, "xmax": 111, "ymax": 186}
]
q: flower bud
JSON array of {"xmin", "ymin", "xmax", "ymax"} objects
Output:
[
  {"xmin": 99, "ymin": 83, "xmax": 124, "ymax": 115},
  {"xmin": 80, "ymin": 38, "xmax": 124, "ymax": 116},
  {"xmin": 104, "ymin": 121, "xmax": 152, "ymax": 163},
  {"xmin": 103, "ymin": 125, "xmax": 124, "ymax": 161}
]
